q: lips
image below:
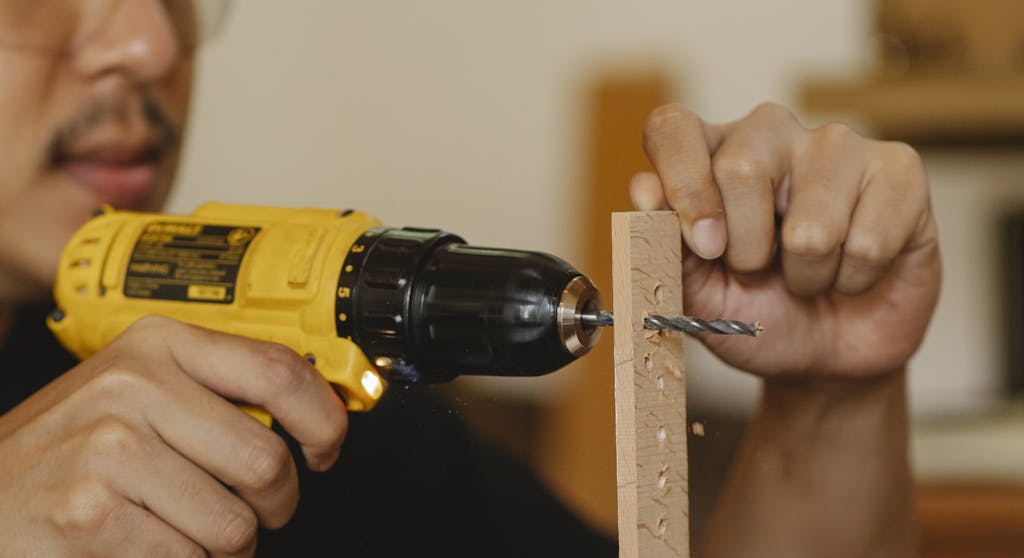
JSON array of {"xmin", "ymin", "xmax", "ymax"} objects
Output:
[{"xmin": 55, "ymin": 143, "xmax": 163, "ymax": 210}]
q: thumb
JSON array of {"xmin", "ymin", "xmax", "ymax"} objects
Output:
[{"xmin": 629, "ymin": 172, "xmax": 668, "ymax": 211}]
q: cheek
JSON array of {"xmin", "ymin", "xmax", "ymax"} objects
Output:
[
  {"xmin": 0, "ymin": 180, "xmax": 98, "ymax": 294},
  {"xmin": 170, "ymin": 60, "xmax": 193, "ymax": 118},
  {"xmin": 164, "ymin": 61, "xmax": 193, "ymax": 153},
  {"xmin": 0, "ymin": 55, "xmax": 63, "ymax": 208},
  {"xmin": 0, "ymin": 56, "xmax": 97, "ymax": 294},
  {"xmin": 147, "ymin": 61, "xmax": 193, "ymax": 211}
]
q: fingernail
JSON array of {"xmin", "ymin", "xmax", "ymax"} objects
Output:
[{"xmin": 691, "ymin": 218, "xmax": 726, "ymax": 259}]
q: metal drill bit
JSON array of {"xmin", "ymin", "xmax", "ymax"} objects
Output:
[
  {"xmin": 579, "ymin": 310, "xmax": 761, "ymax": 337},
  {"xmin": 643, "ymin": 314, "xmax": 762, "ymax": 336}
]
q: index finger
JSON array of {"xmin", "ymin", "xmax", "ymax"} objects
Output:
[
  {"xmin": 151, "ymin": 318, "xmax": 348, "ymax": 471},
  {"xmin": 643, "ymin": 104, "xmax": 726, "ymax": 259}
]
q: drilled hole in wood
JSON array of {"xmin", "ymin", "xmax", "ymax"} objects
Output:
[
  {"xmin": 657, "ymin": 471, "xmax": 667, "ymax": 490},
  {"xmin": 656, "ymin": 425, "xmax": 666, "ymax": 442},
  {"xmin": 653, "ymin": 282, "xmax": 664, "ymax": 304},
  {"xmin": 655, "ymin": 374, "xmax": 664, "ymax": 391},
  {"xmin": 657, "ymin": 516, "xmax": 668, "ymax": 535},
  {"xmin": 643, "ymin": 354, "xmax": 653, "ymax": 370}
]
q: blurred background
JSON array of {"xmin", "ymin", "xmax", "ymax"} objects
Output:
[{"xmin": 171, "ymin": 1, "xmax": 1024, "ymax": 555}]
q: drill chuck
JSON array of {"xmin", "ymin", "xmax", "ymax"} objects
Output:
[{"xmin": 337, "ymin": 227, "xmax": 603, "ymax": 384}]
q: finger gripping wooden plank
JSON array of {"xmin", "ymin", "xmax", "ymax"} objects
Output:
[{"xmin": 613, "ymin": 211, "xmax": 688, "ymax": 558}]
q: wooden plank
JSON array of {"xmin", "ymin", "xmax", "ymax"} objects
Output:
[{"xmin": 613, "ymin": 211, "xmax": 688, "ymax": 558}]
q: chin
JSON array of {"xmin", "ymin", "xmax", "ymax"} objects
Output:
[
  {"xmin": 0, "ymin": 175, "xmax": 168, "ymax": 305},
  {"xmin": 0, "ymin": 206, "xmax": 83, "ymax": 303},
  {"xmin": 0, "ymin": 245, "xmax": 61, "ymax": 305}
]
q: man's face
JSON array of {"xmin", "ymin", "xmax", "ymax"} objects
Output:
[{"xmin": 0, "ymin": 0, "xmax": 196, "ymax": 302}]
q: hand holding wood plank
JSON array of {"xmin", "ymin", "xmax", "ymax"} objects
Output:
[
  {"xmin": 618, "ymin": 103, "xmax": 940, "ymax": 557},
  {"xmin": 631, "ymin": 102, "xmax": 940, "ymax": 379}
]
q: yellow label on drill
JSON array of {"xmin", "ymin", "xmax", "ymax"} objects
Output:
[
  {"xmin": 186, "ymin": 284, "xmax": 228, "ymax": 301},
  {"xmin": 124, "ymin": 222, "xmax": 259, "ymax": 304}
]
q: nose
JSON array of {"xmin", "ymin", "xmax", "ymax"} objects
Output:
[{"xmin": 71, "ymin": 0, "xmax": 183, "ymax": 83}]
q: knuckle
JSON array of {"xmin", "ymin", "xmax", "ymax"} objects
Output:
[
  {"xmin": 644, "ymin": 103, "xmax": 697, "ymax": 141},
  {"xmin": 257, "ymin": 343, "xmax": 310, "ymax": 393},
  {"xmin": 749, "ymin": 101, "xmax": 794, "ymax": 123},
  {"xmin": 52, "ymin": 480, "xmax": 118, "ymax": 532},
  {"xmin": 646, "ymin": 103, "xmax": 694, "ymax": 128},
  {"xmin": 712, "ymin": 154, "xmax": 768, "ymax": 186},
  {"xmin": 814, "ymin": 121, "xmax": 857, "ymax": 146},
  {"xmin": 216, "ymin": 505, "xmax": 258, "ymax": 554},
  {"xmin": 783, "ymin": 221, "xmax": 840, "ymax": 258},
  {"xmin": 85, "ymin": 416, "xmax": 143, "ymax": 459},
  {"xmin": 85, "ymin": 365, "xmax": 160, "ymax": 409},
  {"xmin": 91, "ymin": 365, "xmax": 150, "ymax": 395},
  {"xmin": 884, "ymin": 141, "xmax": 924, "ymax": 171},
  {"xmin": 239, "ymin": 435, "xmax": 292, "ymax": 493},
  {"xmin": 881, "ymin": 142, "xmax": 929, "ymax": 197},
  {"xmin": 113, "ymin": 315, "xmax": 180, "ymax": 358},
  {"xmin": 843, "ymin": 233, "xmax": 888, "ymax": 266}
]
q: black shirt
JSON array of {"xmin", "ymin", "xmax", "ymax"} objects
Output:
[{"xmin": 0, "ymin": 303, "xmax": 616, "ymax": 557}]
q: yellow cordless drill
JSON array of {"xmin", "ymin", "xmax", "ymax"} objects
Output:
[{"xmin": 48, "ymin": 203, "xmax": 605, "ymax": 418}]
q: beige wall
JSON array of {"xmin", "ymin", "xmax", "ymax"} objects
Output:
[
  {"xmin": 171, "ymin": 0, "xmax": 1014, "ymax": 420},
  {"xmin": 173, "ymin": 0, "xmax": 870, "ymax": 243}
]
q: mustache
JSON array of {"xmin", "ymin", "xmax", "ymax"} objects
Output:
[{"xmin": 46, "ymin": 91, "xmax": 181, "ymax": 166}]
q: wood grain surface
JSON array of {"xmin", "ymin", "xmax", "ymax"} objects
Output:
[{"xmin": 612, "ymin": 211, "xmax": 688, "ymax": 558}]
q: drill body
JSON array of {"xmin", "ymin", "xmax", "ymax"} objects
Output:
[{"xmin": 49, "ymin": 203, "xmax": 602, "ymax": 413}]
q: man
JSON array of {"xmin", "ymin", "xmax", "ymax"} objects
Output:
[{"xmin": 0, "ymin": 1, "xmax": 939, "ymax": 557}]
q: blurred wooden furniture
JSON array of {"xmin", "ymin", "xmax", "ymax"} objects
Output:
[
  {"xmin": 802, "ymin": 75, "xmax": 1024, "ymax": 141},
  {"xmin": 918, "ymin": 484, "xmax": 1024, "ymax": 558},
  {"xmin": 803, "ymin": 0, "xmax": 1024, "ymax": 142},
  {"xmin": 877, "ymin": 0, "xmax": 1024, "ymax": 76}
]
